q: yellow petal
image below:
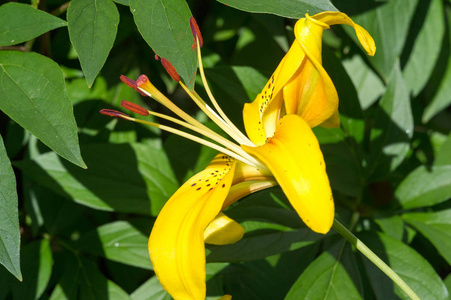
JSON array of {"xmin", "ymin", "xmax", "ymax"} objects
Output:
[
  {"xmin": 242, "ymin": 114, "xmax": 334, "ymax": 234},
  {"xmin": 312, "ymin": 11, "xmax": 376, "ymax": 56},
  {"xmin": 283, "ymin": 15, "xmax": 339, "ymax": 128},
  {"xmin": 148, "ymin": 155, "xmax": 236, "ymax": 300},
  {"xmin": 204, "ymin": 212, "xmax": 245, "ymax": 245}
]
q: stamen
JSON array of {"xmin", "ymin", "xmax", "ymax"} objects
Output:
[
  {"xmin": 195, "ymin": 37, "xmax": 254, "ymax": 147},
  {"xmin": 189, "ymin": 17, "xmax": 203, "ymax": 48},
  {"xmin": 120, "ymin": 75, "xmax": 146, "ymax": 96},
  {"xmin": 121, "ymin": 100, "xmax": 149, "ymax": 116},
  {"xmin": 160, "ymin": 58, "xmax": 181, "ymax": 82},
  {"xmin": 99, "ymin": 109, "xmax": 130, "ymax": 120}
]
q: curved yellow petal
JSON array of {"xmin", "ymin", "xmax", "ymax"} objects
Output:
[
  {"xmin": 242, "ymin": 114, "xmax": 334, "ymax": 234},
  {"xmin": 148, "ymin": 155, "xmax": 236, "ymax": 300},
  {"xmin": 204, "ymin": 212, "xmax": 244, "ymax": 245},
  {"xmin": 282, "ymin": 15, "xmax": 339, "ymax": 128},
  {"xmin": 312, "ymin": 11, "xmax": 376, "ymax": 56}
]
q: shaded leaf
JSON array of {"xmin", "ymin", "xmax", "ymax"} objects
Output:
[
  {"xmin": 131, "ymin": 276, "xmax": 171, "ymax": 300},
  {"xmin": 435, "ymin": 133, "xmax": 451, "ymax": 166},
  {"xmin": 402, "ymin": 0, "xmax": 445, "ymax": 96},
  {"xmin": 367, "ymin": 63, "xmax": 413, "ymax": 179},
  {"xmin": 285, "ymin": 240, "xmax": 362, "ymax": 300},
  {"xmin": 15, "ymin": 143, "xmax": 178, "ymax": 216},
  {"xmin": 342, "ymin": 54, "xmax": 385, "ymax": 110},
  {"xmin": 0, "ymin": 51, "xmax": 86, "ymax": 168},
  {"xmin": 395, "ymin": 165, "xmax": 451, "ymax": 209},
  {"xmin": 130, "ymin": 0, "xmax": 197, "ymax": 89},
  {"xmin": 338, "ymin": 0, "xmax": 418, "ymax": 81},
  {"xmin": 375, "ymin": 215, "xmax": 405, "ymax": 241},
  {"xmin": 0, "ymin": 136, "xmax": 21, "ymax": 281},
  {"xmin": 67, "ymin": 0, "xmax": 119, "ymax": 87},
  {"xmin": 0, "ymin": 3, "xmax": 66, "ymax": 46},
  {"xmin": 76, "ymin": 219, "xmax": 152, "ymax": 270},
  {"xmin": 11, "ymin": 240, "xmax": 52, "ymax": 300},
  {"xmin": 50, "ymin": 254, "xmax": 130, "ymax": 300},
  {"xmin": 359, "ymin": 232, "xmax": 447, "ymax": 300},
  {"xmin": 403, "ymin": 209, "xmax": 451, "ymax": 265},
  {"xmin": 216, "ymin": 0, "xmax": 337, "ymax": 19}
]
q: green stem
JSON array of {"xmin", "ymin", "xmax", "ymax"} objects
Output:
[{"xmin": 332, "ymin": 219, "xmax": 420, "ymax": 300}]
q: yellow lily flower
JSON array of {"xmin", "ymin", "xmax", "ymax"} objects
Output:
[{"xmin": 100, "ymin": 11, "xmax": 375, "ymax": 300}]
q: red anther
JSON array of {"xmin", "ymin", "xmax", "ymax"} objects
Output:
[
  {"xmin": 120, "ymin": 75, "xmax": 147, "ymax": 96},
  {"xmin": 160, "ymin": 58, "xmax": 181, "ymax": 82},
  {"xmin": 189, "ymin": 17, "xmax": 203, "ymax": 48},
  {"xmin": 154, "ymin": 54, "xmax": 161, "ymax": 60},
  {"xmin": 121, "ymin": 100, "xmax": 149, "ymax": 116},
  {"xmin": 99, "ymin": 109, "xmax": 129, "ymax": 119}
]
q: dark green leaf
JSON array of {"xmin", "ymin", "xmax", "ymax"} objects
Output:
[
  {"xmin": 130, "ymin": 0, "xmax": 197, "ymax": 89},
  {"xmin": 342, "ymin": 55, "xmax": 385, "ymax": 110},
  {"xmin": 285, "ymin": 240, "xmax": 362, "ymax": 300},
  {"xmin": 207, "ymin": 228, "xmax": 322, "ymax": 263},
  {"xmin": 367, "ymin": 63, "xmax": 413, "ymax": 179},
  {"xmin": 395, "ymin": 165, "xmax": 451, "ymax": 209},
  {"xmin": 375, "ymin": 215, "xmax": 405, "ymax": 241},
  {"xmin": 11, "ymin": 240, "xmax": 52, "ymax": 300},
  {"xmin": 359, "ymin": 232, "xmax": 447, "ymax": 300},
  {"xmin": 403, "ymin": 209, "xmax": 451, "ymax": 265},
  {"xmin": 67, "ymin": 0, "xmax": 119, "ymax": 87},
  {"xmin": 0, "ymin": 136, "xmax": 21, "ymax": 281},
  {"xmin": 15, "ymin": 143, "xmax": 178, "ymax": 216},
  {"xmin": 314, "ymin": 127, "xmax": 363, "ymax": 197},
  {"xmin": 216, "ymin": 0, "xmax": 337, "ymax": 19},
  {"xmin": 339, "ymin": 0, "xmax": 418, "ymax": 81},
  {"xmin": 402, "ymin": 0, "xmax": 445, "ymax": 96},
  {"xmin": 50, "ymin": 254, "xmax": 130, "ymax": 300},
  {"xmin": 0, "ymin": 3, "xmax": 66, "ymax": 46},
  {"xmin": 76, "ymin": 220, "xmax": 152, "ymax": 269},
  {"xmin": 0, "ymin": 51, "xmax": 86, "ymax": 168},
  {"xmin": 131, "ymin": 276, "xmax": 171, "ymax": 300}
]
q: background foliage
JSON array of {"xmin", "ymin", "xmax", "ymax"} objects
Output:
[{"xmin": 0, "ymin": 0, "xmax": 450, "ymax": 299}]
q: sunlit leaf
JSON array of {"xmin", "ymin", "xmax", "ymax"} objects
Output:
[
  {"xmin": 67, "ymin": 0, "xmax": 119, "ymax": 87},
  {"xmin": 0, "ymin": 51, "xmax": 86, "ymax": 168},
  {"xmin": 15, "ymin": 143, "xmax": 178, "ymax": 216},
  {"xmin": 403, "ymin": 209, "xmax": 451, "ymax": 265},
  {"xmin": 130, "ymin": 0, "xmax": 197, "ymax": 89},
  {"xmin": 217, "ymin": 0, "xmax": 337, "ymax": 19},
  {"xmin": 76, "ymin": 220, "xmax": 152, "ymax": 269},
  {"xmin": 0, "ymin": 2, "xmax": 66, "ymax": 46},
  {"xmin": 395, "ymin": 165, "xmax": 451, "ymax": 209},
  {"xmin": 0, "ymin": 136, "xmax": 21, "ymax": 281},
  {"xmin": 359, "ymin": 232, "xmax": 448, "ymax": 300}
]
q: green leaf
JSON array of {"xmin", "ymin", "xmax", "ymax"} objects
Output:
[
  {"xmin": 76, "ymin": 220, "xmax": 152, "ymax": 269},
  {"xmin": 0, "ymin": 3, "xmax": 66, "ymax": 46},
  {"xmin": 359, "ymin": 232, "xmax": 448, "ymax": 300},
  {"xmin": 131, "ymin": 276, "xmax": 171, "ymax": 300},
  {"xmin": 367, "ymin": 63, "xmax": 413, "ymax": 179},
  {"xmin": 314, "ymin": 127, "xmax": 363, "ymax": 197},
  {"xmin": 0, "ymin": 136, "xmax": 21, "ymax": 281},
  {"xmin": 402, "ymin": 0, "xmax": 445, "ymax": 96},
  {"xmin": 403, "ymin": 209, "xmax": 451, "ymax": 265},
  {"xmin": 285, "ymin": 240, "xmax": 362, "ymax": 300},
  {"xmin": 130, "ymin": 0, "xmax": 197, "ymax": 89},
  {"xmin": 50, "ymin": 254, "xmax": 130, "ymax": 300},
  {"xmin": 0, "ymin": 51, "xmax": 86, "ymax": 168},
  {"xmin": 395, "ymin": 165, "xmax": 451, "ymax": 209},
  {"xmin": 423, "ymin": 9, "xmax": 451, "ymax": 123},
  {"xmin": 435, "ymin": 133, "xmax": 451, "ymax": 166},
  {"xmin": 342, "ymin": 54, "xmax": 385, "ymax": 110},
  {"xmin": 67, "ymin": 0, "xmax": 119, "ymax": 87},
  {"xmin": 375, "ymin": 215, "xmax": 405, "ymax": 241},
  {"xmin": 339, "ymin": 0, "xmax": 418, "ymax": 81},
  {"xmin": 216, "ymin": 0, "xmax": 337, "ymax": 19},
  {"xmin": 11, "ymin": 240, "xmax": 52, "ymax": 300},
  {"xmin": 15, "ymin": 143, "xmax": 178, "ymax": 216},
  {"xmin": 207, "ymin": 228, "xmax": 322, "ymax": 263}
]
